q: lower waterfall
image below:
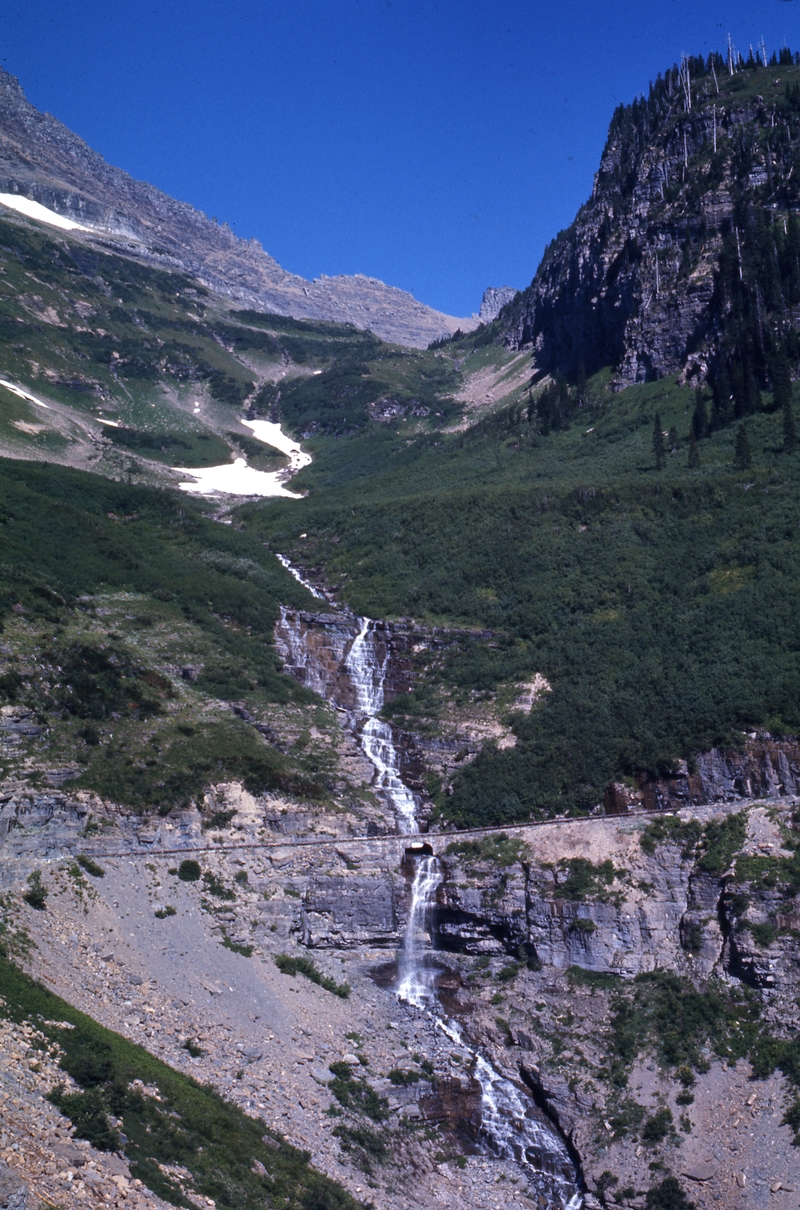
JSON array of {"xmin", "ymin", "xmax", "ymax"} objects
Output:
[
  {"xmin": 397, "ymin": 856, "xmax": 582, "ymax": 1210},
  {"xmin": 276, "ymin": 592, "xmax": 582, "ymax": 1207}
]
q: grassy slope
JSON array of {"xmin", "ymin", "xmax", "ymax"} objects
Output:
[
  {"xmin": 0, "ymin": 459, "xmax": 347, "ymax": 812},
  {"xmin": 0, "ymin": 953, "xmax": 360, "ymax": 1210},
  {"xmin": 2, "ymin": 184, "xmax": 799, "ymax": 831},
  {"xmin": 242, "ymin": 369, "xmax": 800, "ymax": 825},
  {"xmin": 0, "ymin": 215, "xmax": 464, "ymax": 479}
]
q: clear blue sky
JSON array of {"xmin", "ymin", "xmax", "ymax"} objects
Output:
[{"xmin": 1, "ymin": 1, "xmax": 797, "ymax": 316}]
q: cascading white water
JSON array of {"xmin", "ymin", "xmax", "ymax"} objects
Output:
[
  {"xmin": 396, "ymin": 857, "xmax": 582, "ymax": 1209},
  {"xmin": 275, "ymin": 553, "xmax": 326, "ymax": 600},
  {"xmin": 396, "ymin": 855, "xmax": 441, "ymax": 1006},
  {"xmin": 275, "ymin": 584, "xmax": 581, "ymax": 1206},
  {"xmin": 344, "ymin": 618, "xmax": 418, "ymax": 834}
]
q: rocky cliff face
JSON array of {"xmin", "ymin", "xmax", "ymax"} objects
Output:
[
  {"xmin": 284, "ymin": 801, "xmax": 800, "ymax": 1206},
  {"xmin": 499, "ymin": 54, "xmax": 800, "ymax": 386},
  {"xmin": 274, "ymin": 608, "xmax": 416, "ymax": 709},
  {"xmin": 0, "ymin": 69, "xmax": 476, "ymax": 348},
  {"xmin": 479, "ymin": 286, "xmax": 518, "ymax": 324}
]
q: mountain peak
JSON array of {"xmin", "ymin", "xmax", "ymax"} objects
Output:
[{"xmin": 0, "ymin": 67, "xmax": 476, "ymax": 347}]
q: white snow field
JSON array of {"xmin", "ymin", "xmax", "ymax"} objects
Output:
[
  {"xmin": 173, "ymin": 421, "xmax": 311, "ymax": 497},
  {"xmin": 0, "ymin": 193, "xmax": 91, "ymax": 232}
]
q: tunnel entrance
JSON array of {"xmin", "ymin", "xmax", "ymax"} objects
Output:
[{"xmin": 405, "ymin": 840, "xmax": 434, "ymax": 858}]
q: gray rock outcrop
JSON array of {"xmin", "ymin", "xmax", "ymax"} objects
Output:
[
  {"xmin": 478, "ymin": 286, "xmax": 517, "ymax": 324},
  {"xmin": 498, "ymin": 63, "xmax": 800, "ymax": 384}
]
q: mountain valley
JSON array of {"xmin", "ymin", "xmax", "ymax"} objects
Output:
[{"xmin": 2, "ymin": 43, "xmax": 800, "ymax": 1210}]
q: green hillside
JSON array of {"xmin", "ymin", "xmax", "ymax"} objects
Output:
[
  {"xmin": 242, "ymin": 367, "xmax": 800, "ymax": 826},
  {"xmin": 0, "ymin": 459, "xmax": 338, "ymax": 814},
  {"xmin": 2, "ymin": 88, "xmax": 800, "ymax": 832}
]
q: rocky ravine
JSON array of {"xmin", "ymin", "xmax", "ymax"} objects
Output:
[
  {"xmin": 0, "ymin": 69, "xmax": 477, "ymax": 349},
  {"xmin": 3, "ymin": 781, "xmax": 800, "ymax": 1209}
]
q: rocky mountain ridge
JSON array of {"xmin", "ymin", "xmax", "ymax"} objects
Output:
[
  {"xmin": 0, "ymin": 68, "xmax": 477, "ymax": 348},
  {"xmin": 498, "ymin": 52, "xmax": 800, "ymax": 387}
]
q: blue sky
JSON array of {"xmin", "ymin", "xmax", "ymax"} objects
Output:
[{"xmin": 2, "ymin": 1, "xmax": 798, "ymax": 316}]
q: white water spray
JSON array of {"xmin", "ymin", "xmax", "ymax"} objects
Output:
[
  {"xmin": 396, "ymin": 855, "xmax": 441, "ymax": 1006},
  {"xmin": 275, "ymin": 588, "xmax": 581, "ymax": 1206},
  {"xmin": 395, "ymin": 856, "xmax": 581, "ymax": 1208},
  {"xmin": 344, "ymin": 618, "xmax": 418, "ymax": 834}
]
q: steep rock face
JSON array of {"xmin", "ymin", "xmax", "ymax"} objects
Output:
[
  {"xmin": 500, "ymin": 57, "xmax": 800, "ymax": 384},
  {"xmin": 274, "ymin": 608, "xmax": 416, "ymax": 709},
  {"xmin": 605, "ymin": 735, "xmax": 800, "ymax": 813},
  {"xmin": 479, "ymin": 286, "xmax": 518, "ymax": 324},
  {"xmin": 301, "ymin": 873, "xmax": 402, "ymax": 948},
  {"xmin": 0, "ymin": 69, "xmax": 476, "ymax": 347}
]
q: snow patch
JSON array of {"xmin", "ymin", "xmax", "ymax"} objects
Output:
[
  {"xmin": 0, "ymin": 378, "xmax": 52, "ymax": 409},
  {"xmin": 173, "ymin": 457, "xmax": 303, "ymax": 498},
  {"xmin": 0, "ymin": 193, "xmax": 91, "ymax": 232},
  {"xmin": 240, "ymin": 419, "xmax": 311, "ymax": 472}
]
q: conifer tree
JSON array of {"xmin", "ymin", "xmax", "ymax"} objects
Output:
[
  {"xmin": 692, "ymin": 389, "xmax": 709, "ymax": 439},
  {"xmin": 771, "ymin": 347, "xmax": 793, "ymax": 413},
  {"xmin": 688, "ymin": 436, "xmax": 700, "ymax": 467},
  {"xmin": 734, "ymin": 423, "xmax": 752, "ymax": 469},
  {"xmin": 576, "ymin": 360, "xmax": 588, "ymax": 406},
  {"xmin": 712, "ymin": 363, "xmax": 733, "ymax": 428},
  {"xmin": 784, "ymin": 397, "xmax": 798, "ymax": 453},
  {"xmin": 653, "ymin": 412, "xmax": 665, "ymax": 469}
]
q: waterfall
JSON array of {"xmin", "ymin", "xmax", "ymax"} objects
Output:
[
  {"xmin": 396, "ymin": 856, "xmax": 582, "ymax": 1209},
  {"xmin": 275, "ymin": 553, "xmax": 326, "ymax": 600},
  {"xmin": 396, "ymin": 855, "xmax": 441, "ymax": 1006},
  {"xmin": 344, "ymin": 617, "xmax": 419, "ymax": 835},
  {"xmin": 275, "ymin": 583, "xmax": 582, "ymax": 1206}
]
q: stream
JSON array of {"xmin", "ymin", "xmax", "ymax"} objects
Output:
[{"xmin": 278, "ymin": 600, "xmax": 582, "ymax": 1209}]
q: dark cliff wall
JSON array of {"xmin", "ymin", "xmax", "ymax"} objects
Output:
[{"xmin": 499, "ymin": 51, "xmax": 800, "ymax": 387}]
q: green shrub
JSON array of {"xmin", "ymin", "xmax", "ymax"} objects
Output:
[
  {"xmin": 22, "ymin": 871, "xmax": 47, "ymax": 911},
  {"xmin": 388, "ymin": 1068, "xmax": 421, "ymax": 1086},
  {"xmin": 641, "ymin": 1106, "xmax": 674, "ymax": 1144},
  {"xmin": 76, "ymin": 854, "xmax": 105, "ymax": 878},
  {"xmin": 606, "ymin": 971, "xmax": 761, "ymax": 1084},
  {"xmin": 697, "ymin": 813, "xmax": 747, "ymax": 874},
  {"xmin": 331, "ymin": 1122, "xmax": 388, "ymax": 1172},
  {"xmin": 640, "ymin": 815, "xmax": 703, "ymax": 856},
  {"xmin": 445, "ymin": 833, "xmax": 527, "ymax": 868},
  {"xmin": 327, "ymin": 1062, "xmax": 389, "ymax": 1122},
  {"xmin": 556, "ymin": 858, "xmax": 625, "ymax": 902},
  {"xmin": 177, "ymin": 860, "xmax": 201, "ymax": 881},
  {"xmin": 202, "ymin": 871, "xmax": 234, "ymax": 900},
  {"xmin": 749, "ymin": 921, "xmax": 778, "ymax": 947},
  {"xmin": 221, "ymin": 934, "xmax": 253, "ymax": 957},
  {"xmin": 0, "ymin": 952, "xmax": 359, "ymax": 1209},
  {"xmin": 646, "ymin": 1176, "xmax": 696, "ymax": 1209},
  {"xmin": 566, "ymin": 965, "xmax": 619, "ymax": 990},
  {"xmin": 274, "ymin": 953, "xmax": 350, "ymax": 999},
  {"xmin": 47, "ymin": 1084, "xmax": 120, "ymax": 1150}
]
